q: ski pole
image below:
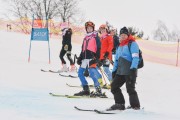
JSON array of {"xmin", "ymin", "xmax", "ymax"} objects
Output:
[
  {"xmin": 98, "ymin": 67, "xmax": 107, "ymax": 85},
  {"xmin": 99, "ymin": 67, "xmax": 111, "ymax": 82}
]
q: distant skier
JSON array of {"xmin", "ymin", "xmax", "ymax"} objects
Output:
[
  {"xmin": 74, "ymin": 21, "xmax": 105, "ymax": 97},
  {"xmin": 59, "ymin": 27, "xmax": 76, "ymax": 72},
  {"xmin": 98, "ymin": 24, "xmax": 113, "ymax": 86},
  {"xmin": 110, "ymin": 28, "xmax": 119, "ymax": 55},
  {"xmin": 108, "ymin": 27, "xmax": 141, "ymax": 110}
]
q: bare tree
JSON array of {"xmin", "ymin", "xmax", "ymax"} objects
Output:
[
  {"xmin": 153, "ymin": 20, "xmax": 171, "ymax": 41},
  {"xmin": 127, "ymin": 27, "xmax": 144, "ymax": 38},
  {"xmin": 128, "ymin": 27, "xmax": 139, "ymax": 36},
  {"xmin": 137, "ymin": 31, "xmax": 144, "ymax": 38},
  {"xmin": 171, "ymin": 28, "xmax": 180, "ymax": 42},
  {"xmin": 55, "ymin": 0, "xmax": 81, "ymax": 22},
  {"xmin": 5, "ymin": 0, "xmax": 84, "ymax": 34},
  {"xmin": 6, "ymin": 0, "xmax": 31, "ymax": 33},
  {"xmin": 7, "ymin": 0, "xmax": 83, "ymax": 23}
]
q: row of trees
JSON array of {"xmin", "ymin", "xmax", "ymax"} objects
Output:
[
  {"xmin": 5, "ymin": 0, "xmax": 84, "ymax": 33},
  {"xmin": 106, "ymin": 21, "xmax": 144, "ymax": 39},
  {"xmin": 153, "ymin": 20, "xmax": 180, "ymax": 42},
  {"xmin": 7, "ymin": 0, "xmax": 83, "ymax": 22}
]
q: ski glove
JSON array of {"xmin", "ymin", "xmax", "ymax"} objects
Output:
[
  {"xmin": 102, "ymin": 59, "xmax": 110, "ymax": 67},
  {"xmin": 104, "ymin": 52, "xmax": 109, "ymax": 58},
  {"xmin": 64, "ymin": 44, "xmax": 68, "ymax": 51},
  {"xmin": 96, "ymin": 60, "xmax": 103, "ymax": 68},
  {"xmin": 84, "ymin": 66, "xmax": 89, "ymax": 77},
  {"xmin": 89, "ymin": 59, "xmax": 97, "ymax": 66},
  {"xmin": 130, "ymin": 68, "xmax": 137, "ymax": 78},
  {"xmin": 77, "ymin": 57, "xmax": 82, "ymax": 65},
  {"xmin": 112, "ymin": 70, "xmax": 117, "ymax": 79}
]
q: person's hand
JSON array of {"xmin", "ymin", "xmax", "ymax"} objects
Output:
[
  {"xmin": 96, "ymin": 60, "xmax": 102, "ymax": 68},
  {"xmin": 89, "ymin": 59, "xmax": 96, "ymax": 66},
  {"xmin": 112, "ymin": 70, "xmax": 117, "ymax": 79},
  {"xmin": 84, "ymin": 67, "xmax": 89, "ymax": 77},
  {"xmin": 77, "ymin": 57, "xmax": 82, "ymax": 65},
  {"xmin": 130, "ymin": 68, "xmax": 137, "ymax": 77},
  {"xmin": 102, "ymin": 59, "xmax": 110, "ymax": 66},
  {"xmin": 104, "ymin": 52, "xmax": 109, "ymax": 58},
  {"xmin": 64, "ymin": 44, "xmax": 68, "ymax": 51}
]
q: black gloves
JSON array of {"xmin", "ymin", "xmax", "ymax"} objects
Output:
[
  {"xmin": 96, "ymin": 60, "xmax": 103, "ymax": 68},
  {"xmin": 89, "ymin": 59, "xmax": 97, "ymax": 66},
  {"xmin": 84, "ymin": 66, "xmax": 89, "ymax": 77},
  {"xmin": 102, "ymin": 59, "xmax": 110, "ymax": 67},
  {"xmin": 130, "ymin": 68, "xmax": 137, "ymax": 77},
  {"xmin": 104, "ymin": 52, "xmax": 109, "ymax": 58},
  {"xmin": 77, "ymin": 57, "xmax": 82, "ymax": 65},
  {"xmin": 112, "ymin": 48, "xmax": 116, "ymax": 54},
  {"xmin": 112, "ymin": 70, "xmax": 117, "ymax": 79}
]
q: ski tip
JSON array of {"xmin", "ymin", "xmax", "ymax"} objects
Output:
[{"xmin": 74, "ymin": 106, "xmax": 82, "ymax": 110}]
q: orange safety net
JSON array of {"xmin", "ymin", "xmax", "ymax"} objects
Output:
[{"xmin": 137, "ymin": 40, "xmax": 180, "ymax": 67}]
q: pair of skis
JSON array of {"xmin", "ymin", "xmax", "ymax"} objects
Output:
[
  {"xmin": 49, "ymin": 92, "xmax": 108, "ymax": 99},
  {"xmin": 74, "ymin": 106, "xmax": 144, "ymax": 114},
  {"xmin": 41, "ymin": 69, "xmax": 78, "ymax": 78},
  {"xmin": 74, "ymin": 106, "xmax": 116, "ymax": 114},
  {"xmin": 66, "ymin": 83, "xmax": 110, "ymax": 89}
]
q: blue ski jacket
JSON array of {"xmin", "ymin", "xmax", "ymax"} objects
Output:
[{"xmin": 112, "ymin": 40, "xmax": 140, "ymax": 75}]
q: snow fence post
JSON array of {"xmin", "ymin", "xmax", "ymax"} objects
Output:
[{"xmin": 176, "ymin": 39, "xmax": 180, "ymax": 67}]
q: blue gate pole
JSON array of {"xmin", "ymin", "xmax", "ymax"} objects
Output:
[
  {"xmin": 28, "ymin": 41, "xmax": 32, "ymax": 62},
  {"xmin": 47, "ymin": 16, "xmax": 51, "ymax": 64},
  {"xmin": 28, "ymin": 15, "xmax": 35, "ymax": 62},
  {"xmin": 48, "ymin": 40, "xmax": 51, "ymax": 64}
]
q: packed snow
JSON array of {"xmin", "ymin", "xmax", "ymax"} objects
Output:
[{"xmin": 0, "ymin": 30, "xmax": 180, "ymax": 120}]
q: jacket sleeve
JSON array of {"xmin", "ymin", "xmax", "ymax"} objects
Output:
[
  {"xmin": 95, "ymin": 34, "xmax": 101, "ymax": 59},
  {"xmin": 130, "ymin": 42, "xmax": 140, "ymax": 69},
  {"xmin": 107, "ymin": 36, "xmax": 113, "ymax": 53},
  {"xmin": 112, "ymin": 47, "xmax": 119, "ymax": 72},
  {"xmin": 114, "ymin": 36, "xmax": 120, "ymax": 48}
]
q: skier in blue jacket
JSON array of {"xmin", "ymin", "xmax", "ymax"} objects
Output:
[{"xmin": 108, "ymin": 27, "xmax": 141, "ymax": 110}]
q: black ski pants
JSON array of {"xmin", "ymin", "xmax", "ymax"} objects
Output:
[
  {"xmin": 59, "ymin": 47, "xmax": 74, "ymax": 65},
  {"xmin": 111, "ymin": 74, "xmax": 140, "ymax": 108}
]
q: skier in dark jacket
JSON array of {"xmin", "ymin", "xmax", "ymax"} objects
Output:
[
  {"xmin": 59, "ymin": 28, "xmax": 76, "ymax": 72},
  {"xmin": 110, "ymin": 28, "xmax": 119, "ymax": 55},
  {"xmin": 108, "ymin": 27, "xmax": 141, "ymax": 110}
]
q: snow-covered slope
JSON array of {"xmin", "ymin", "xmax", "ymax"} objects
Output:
[{"xmin": 0, "ymin": 30, "xmax": 180, "ymax": 120}]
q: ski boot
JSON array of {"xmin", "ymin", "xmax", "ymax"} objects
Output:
[
  {"xmin": 90, "ymin": 86, "xmax": 107, "ymax": 98},
  {"xmin": 126, "ymin": 105, "xmax": 140, "ymax": 110},
  {"xmin": 74, "ymin": 85, "xmax": 90, "ymax": 96},
  {"xmin": 58, "ymin": 64, "xmax": 68, "ymax": 73},
  {"xmin": 106, "ymin": 103, "xmax": 125, "ymax": 111},
  {"xmin": 69, "ymin": 64, "xmax": 77, "ymax": 72},
  {"xmin": 102, "ymin": 84, "xmax": 111, "ymax": 89}
]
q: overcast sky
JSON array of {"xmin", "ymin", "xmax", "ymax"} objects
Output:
[
  {"xmin": 0, "ymin": 0, "xmax": 180, "ymax": 38},
  {"xmin": 79, "ymin": 0, "xmax": 180, "ymax": 37}
]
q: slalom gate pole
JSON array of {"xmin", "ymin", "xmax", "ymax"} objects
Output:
[
  {"xmin": 28, "ymin": 41, "xmax": 32, "ymax": 62},
  {"xmin": 48, "ymin": 40, "xmax": 51, "ymax": 64},
  {"xmin": 28, "ymin": 14, "xmax": 35, "ymax": 62}
]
